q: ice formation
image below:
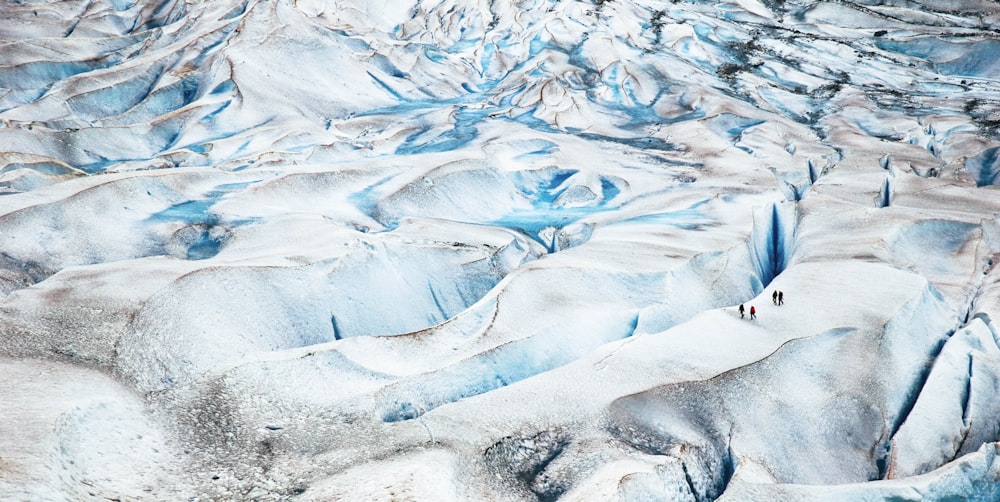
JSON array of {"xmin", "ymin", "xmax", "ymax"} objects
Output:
[{"xmin": 1, "ymin": 0, "xmax": 1000, "ymax": 500}]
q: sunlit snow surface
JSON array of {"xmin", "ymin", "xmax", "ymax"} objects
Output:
[{"xmin": 2, "ymin": 0, "xmax": 1000, "ymax": 500}]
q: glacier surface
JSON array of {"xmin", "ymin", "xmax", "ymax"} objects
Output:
[{"xmin": 2, "ymin": 0, "xmax": 1000, "ymax": 500}]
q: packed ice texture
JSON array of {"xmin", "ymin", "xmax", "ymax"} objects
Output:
[{"xmin": 1, "ymin": 0, "xmax": 1000, "ymax": 500}]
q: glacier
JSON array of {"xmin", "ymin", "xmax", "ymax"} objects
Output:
[{"xmin": 1, "ymin": 0, "xmax": 1000, "ymax": 500}]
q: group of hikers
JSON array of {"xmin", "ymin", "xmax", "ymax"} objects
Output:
[{"xmin": 738, "ymin": 290, "xmax": 784, "ymax": 320}]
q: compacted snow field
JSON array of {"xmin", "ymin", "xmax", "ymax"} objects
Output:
[{"xmin": 2, "ymin": 0, "xmax": 1000, "ymax": 500}]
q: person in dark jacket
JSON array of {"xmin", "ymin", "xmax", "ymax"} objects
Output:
[
  {"xmin": 738, "ymin": 303, "xmax": 745, "ymax": 318},
  {"xmin": 778, "ymin": 291, "xmax": 784, "ymax": 305},
  {"xmin": 772, "ymin": 290, "xmax": 778, "ymax": 304}
]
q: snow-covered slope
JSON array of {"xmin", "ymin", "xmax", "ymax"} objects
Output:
[{"xmin": 1, "ymin": 0, "xmax": 1000, "ymax": 500}]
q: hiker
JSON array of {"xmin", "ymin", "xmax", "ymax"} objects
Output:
[
  {"xmin": 772, "ymin": 290, "xmax": 778, "ymax": 305},
  {"xmin": 750, "ymin": 305, "xmax": 756, "ymax": 320},
  {"xmin": 778, "ymin": 291, "xmax": 784, "ymax": 305},
  {"xmin": 738, "ymin": 303, "xmax": 745, "ymax": 318}
]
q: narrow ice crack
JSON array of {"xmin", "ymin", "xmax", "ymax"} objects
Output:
[
  {"xmin": 947, "ymin": 353, "xmax": 976, "ymax": 464},
  {"xmin": 679, "ymin": 460, "xmax": 699, "ymax": 501},
  {"xmin": 417, "ymin": 414, "xmax": 436, "ymax": 445}
]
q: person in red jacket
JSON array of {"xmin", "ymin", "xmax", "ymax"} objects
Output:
[{"xmin": 750, "ymin": 305, "xmax": 757, "ymax": 320}]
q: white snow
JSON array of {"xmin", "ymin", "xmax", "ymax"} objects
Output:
[{"xmin": 1, "ymin": 0, "xmax": 1000, "ymax": 500}]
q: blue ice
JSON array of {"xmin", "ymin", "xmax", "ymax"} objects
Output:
[
  {"xmin": 619, "ymin": 200, "xmax": 714, "ymax": 230},
  {"xmin": 395, "ymin": 107, "xmax": 487, "ymax": 155},
  {"xmin": 0, "ymin": 60, "xmax": 108, "ymax": 91},
  {"xmin": 966, "ymin": 147, "xmax": 1000, "ymax": 187},
  {"xmin": 704, "ymin": 113, "xmax": 765, "ymax": 142}
]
